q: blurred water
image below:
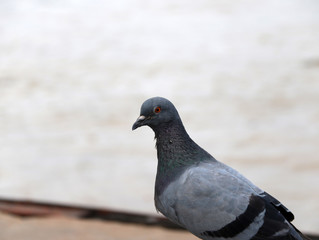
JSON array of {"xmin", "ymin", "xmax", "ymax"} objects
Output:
[{"xmin": 0, "ymin": 0, "xmax": 318, "ymax": 233}]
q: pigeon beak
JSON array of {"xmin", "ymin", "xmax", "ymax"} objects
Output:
[{"xmin": 132, "ymin": 115, "xmax": 146, "ymax": 130}]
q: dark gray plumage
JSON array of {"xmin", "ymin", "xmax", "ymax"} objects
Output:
[{"xmin": 132, "ymin": 97, "xmax": 309, "ymax": 240}]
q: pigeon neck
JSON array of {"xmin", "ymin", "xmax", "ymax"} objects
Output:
[
  {"xmin": 154, "ymin": 120, "xmax": 213, "ymax": 196},
  {"xmin": 153, "ymin": 119, "xmax": 189, "ymax": 144}
]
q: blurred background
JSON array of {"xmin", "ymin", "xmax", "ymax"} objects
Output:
[{"xmin": 0, "ymin": 0, "xmax": 318, "ymax": 237}]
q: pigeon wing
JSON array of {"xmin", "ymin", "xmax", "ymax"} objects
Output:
[{"xmin": 158, "ymin": 161, "xmax": 302, "ymax": 240}]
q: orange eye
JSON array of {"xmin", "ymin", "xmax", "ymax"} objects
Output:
[{"xmin": 154, "ymin": 106, "xmax": 161, "ymax": 113}]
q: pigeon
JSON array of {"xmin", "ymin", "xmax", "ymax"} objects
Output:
[{"xmin": 132, "ymin": 97, "xmax": 310, "ymax": 240}]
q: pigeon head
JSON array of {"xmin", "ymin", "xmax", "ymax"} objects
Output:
[{"xmin": 132, "ymin": 97, "xmax": 181, "ymax": 131}]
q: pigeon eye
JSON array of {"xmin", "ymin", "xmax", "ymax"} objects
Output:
[{"xmin": 154, "ymin": 106, "xmax": 161, "ymax": 113}]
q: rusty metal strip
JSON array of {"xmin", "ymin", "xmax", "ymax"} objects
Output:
[{"xmin": 0, "ymin": 197, "xmax": 181, "ymax": 229}]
